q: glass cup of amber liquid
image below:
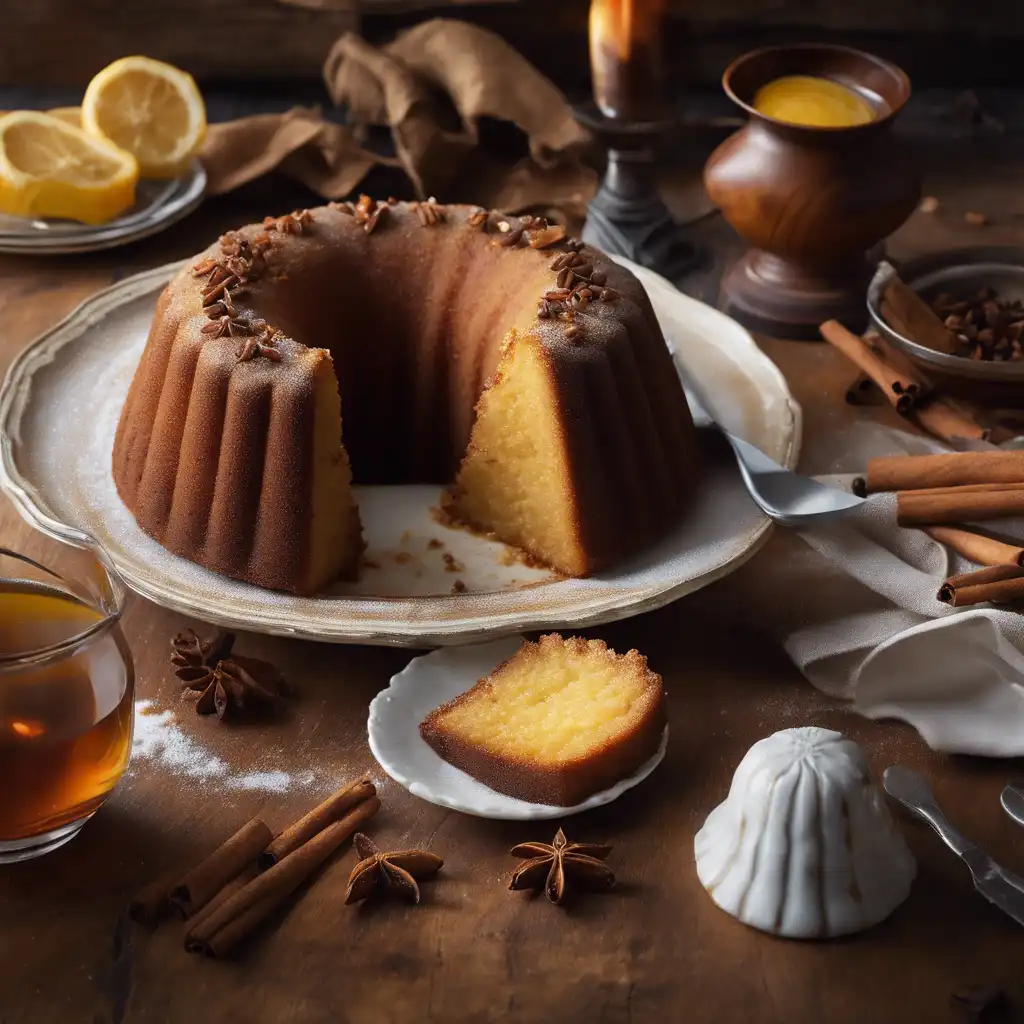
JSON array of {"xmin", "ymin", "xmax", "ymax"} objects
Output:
[{"xmin": 0, "ymin": 544, "xmax": 134, "ymax": 861}]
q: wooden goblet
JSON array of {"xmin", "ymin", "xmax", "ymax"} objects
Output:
[{"xmin": 704, "ymin": 45, "xmax": 920, "ymax": 338}]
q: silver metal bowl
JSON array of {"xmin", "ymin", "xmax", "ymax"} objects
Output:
[{"xmin": 866, "ymin": 247, "xmax": 1024, "ymax": 384}]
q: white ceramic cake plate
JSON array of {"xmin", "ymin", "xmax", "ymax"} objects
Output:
[
  {"xmin": 0, "ymin": 161, "xmax": 206, "ymax": 254},
  {"xmin": 0, "ymin": 255, "xmax": 800, "ymax": 646},
  {"xmin": 369, "ymin": 636, "xmax": 669, "ymax": 819}
]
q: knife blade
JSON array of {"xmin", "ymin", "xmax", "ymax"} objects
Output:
[
  {"xmin": 885, "ymin": 766, "xmax": 1024, "ymax": 930},
  {"xmin": 961, "ymin": 847, "xmax": 1024, "ymax": 928},
  {"xmin": 1001, "ymin": 783, "xmax": 1024, "ymax": 829}
]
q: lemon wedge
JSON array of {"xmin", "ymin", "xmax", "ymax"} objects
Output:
[
  {"xmin": 47, "ymin": 107, "xmax": 83, "ymax": 127},
  {"xmin": 0, "ymin": 111, "xmax": 139, "ymax": 224},
  {"xmin": 83, "ymin": 56, "xmax": 206, "ymax": 178}
]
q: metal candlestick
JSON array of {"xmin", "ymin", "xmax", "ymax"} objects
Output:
[{"xmin": 575, "ymin": 102, "xmax": 702, "ymax": 281}]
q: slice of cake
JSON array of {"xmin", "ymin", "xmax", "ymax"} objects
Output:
[{"xmin": 419, "ymin": 634, "xmax": 666, "ymax": 806}]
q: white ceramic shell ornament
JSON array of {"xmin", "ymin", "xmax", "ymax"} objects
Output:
[{"xmin": 694, "ymin": 727, "xmax": 916, "ymax": 939}]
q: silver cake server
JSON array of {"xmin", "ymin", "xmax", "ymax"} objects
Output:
[
  {"xmin": 1001, "ymin": 782, "xmax": 1024, "ymax": 829},
  {"xmin": 884, "ymin": 766, "xmax": 1024, "ymax": 928},
  {"xmin": 683, "ymin": 383, "xmax": 864, "ymax": 527}
]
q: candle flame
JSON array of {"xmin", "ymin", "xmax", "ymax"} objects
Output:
[
  {"xmin": 590, "ymin": 0, "xmax": 634, "ymax": 62},
  {"xmin": 10, "ymin": 719, "xmax": 45, "ymax": 738}
]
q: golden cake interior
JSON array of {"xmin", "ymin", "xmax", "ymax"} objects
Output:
[
  {"xmin": 431, "ymin": 635, "xmax": 662, "ymax": 764},
  {"xmin": 420, "ymin": 633, "xmax": 666, "ymax": 805}
]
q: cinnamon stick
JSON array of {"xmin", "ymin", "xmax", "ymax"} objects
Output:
[
  {"xmin": 129, "ymin": 864, "xmax": 182, "ymax": 925},
  {"xmin": 169, "ymin": 817, "xmax": 273, "ymax": 919},
  {"xmin": 820, "ymin": 320, "xmax": 930, "ymax": 413},
  {"xmin": 938, "ymin": 564, "xmax": 1024, "ymax": 606},
  {"xmin": 945, "ymin": 564, "xmax": 1024, "ymax": 588},
  {"xmin": 912, "ymin": 400, "xmax": 989, "ymax": 444},
  {"xmin": 259, "ymin": 776, "xmax": 376, "ymax": 870},
  {"xmin": 881, "ymin": 276, "xmax": 958, "ymax": 355},
  {"xmin": 923, "ymin": 526, "xmax": 1024, "ymax": 567},
  {"xmin": 845, "ymin": 373, "xmax": 884, "ymax": 406},
  {"xmin": 863, "ymin": 451, "xmax": 1024, "ymax": 493},
  {"xmin": 869, "ymin": 333, "xmax": 926, "ymax": 380},
  {"xmin": 897, "ymin": 486, "xmax": 1024, "ymax": 526},
  {"xmin": 856, "ymin": 480, "xmax": 1024, "ymax": 499},
  {"xmin": 180, "ymin": 864, "xmax": 259, "ymax": 935},
  {"xmin": 901, "ymin": 481, "xmax": 1024, "ymax": 498},
  {"xmin": 185, "ymin": 796, "xmax": 381, "ymax": 958}
]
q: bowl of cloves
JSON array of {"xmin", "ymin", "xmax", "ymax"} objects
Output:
[{"xmin": 867, "ymin": 247, "xmax": 1024, "ymax": 399}]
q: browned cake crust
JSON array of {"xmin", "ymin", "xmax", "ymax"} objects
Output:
[
  {"xmin": 113, "ymin": 198, "xmax": 700, "ymax": 593},
  {"xmin": 419, "ymin": 634, "xmax": 666, "ymax": 806}
]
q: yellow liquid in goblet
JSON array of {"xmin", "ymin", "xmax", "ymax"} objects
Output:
[{"xmin": 753, "ymin": 75, "xmax": 877, "ymax": 128}]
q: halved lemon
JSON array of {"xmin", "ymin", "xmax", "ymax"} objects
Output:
[
  {"xmin": 0, "ymin": 111, "xmax": 139, "ymax": 224},
  {"xmin": 82, "ymin": 56, "xmax": 206, "ymax": 178},
  {"xmin": 47, "ymin": 107, "xmax": 83, "ymax": 127}
]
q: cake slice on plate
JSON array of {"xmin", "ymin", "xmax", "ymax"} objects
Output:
[{"xmin": 419, "ymin": 634, "xmax": 666, "ymax": 806}]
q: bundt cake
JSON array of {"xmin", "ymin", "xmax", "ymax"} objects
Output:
[
  {"xmin": 113, "ymin": 197, "xmax": 699, "ymax": 594},
  {"xmin": 419, "ymin": 633, "xmax": 666, "ymax": 805}
]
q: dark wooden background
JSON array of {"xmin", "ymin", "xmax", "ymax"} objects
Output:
[{"xmin": 4, "ymin": 0, "xmax": 1024, "ymax": 90}]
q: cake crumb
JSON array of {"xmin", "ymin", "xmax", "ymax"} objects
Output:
[
  {"xmin": 965, "ymin": 210, "xmax": 988, "ymax": 226},
  {"xmin": 394, "ymin": 551, "xmax": 413, "ymax": 565},
  {"xmin": 399, "ymin": 530, "xmax": 412, "ymax": 545},
  {"xmin": 918, "ymin": 195, "xmax": 939, "ymax": 214},
  {"xmin": 427, "ymin": 538, "xmax": 444, "ymax": 550},
  {"xmin": 451, "ymin": 579, "xmax": 467, "ymax": 594},
  {"xmin": 442, "ymin": 553, "xmax": 465, "ymax": 573},
  {"xmin": 430, "ymin": 505, "xmax": 456, "ymax": 528},
  {"xmin": 499, "ymin": 547, "xmax": 519, "ymax": 566}
]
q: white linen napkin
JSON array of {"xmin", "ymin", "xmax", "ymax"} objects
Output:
[{"xmin": 711, "ymin": 421, "xmax": 1024, "ymax": 757}]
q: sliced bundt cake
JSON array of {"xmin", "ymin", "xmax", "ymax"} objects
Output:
[
  {"xmin": 419, "ymin": 633, "xmax": 666, "ymax": 805},
  {"xmin": 112, "ymin": 199, "xmax": 699, "ymax": 594}
]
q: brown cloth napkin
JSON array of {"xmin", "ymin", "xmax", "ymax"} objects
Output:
[{"xmin": 199, "ymin": 19, "xmax": 595, "ymax": 221}]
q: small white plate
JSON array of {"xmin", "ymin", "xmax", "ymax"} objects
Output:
[
  {"xmin": 0, "ymin": 161, "xmax": 205, "ymax": 254},
  {"xmin": 367, "ymin": 636, "xmax": 669, "ymax": 820}
]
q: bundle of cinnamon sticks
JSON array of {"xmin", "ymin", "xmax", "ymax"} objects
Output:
[
  {"xmin": 820, "ymin": 320, "xmax": 989, "ymax": 444},
  {"xmin": 819, "ymin": 265, "xmax": 1024, "ymax": 445},
  {"xmin": 858, "ymin": 450, "xmax": 1024, "ymax": 607},
  {"xmin": 130, "ymin": 774, "xmax": 379, "ymax": 957}
]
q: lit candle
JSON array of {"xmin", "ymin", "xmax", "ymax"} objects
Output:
[{"xmin": 589, "ymin": 0, "xmax": 667, "ymax": 122}]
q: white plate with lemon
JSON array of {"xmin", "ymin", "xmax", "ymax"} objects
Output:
[{"xmin": 0, "ymin": 57, "xmax": 207, "ymax": 254}]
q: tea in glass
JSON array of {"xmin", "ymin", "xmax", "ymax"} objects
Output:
[{"xmin": 0, "ymin": 545, "xmax": 134, "ymax": 861}]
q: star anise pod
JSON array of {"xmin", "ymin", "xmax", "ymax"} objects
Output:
[
  {"xmin": 223, "ymin": 255, "xmax": 253, "ymax": 280},
  {"xmin": 201, "ymin": 315, "xmax": 252, "ymax": 339},
  {"xmin": 171, "ymin": 628, "xmax": 287, "ymax": 721},
  {"xmin": 236, "ymin": 333, "xmax": 283, "ymax": 363},
  {"xmin": 508, "ymin": 827, "xmax": 614, "ymax": 906},
  {"xmin": 201, "ymin": 273, "xmax": 243, "ymax": 306},
  {"xmin": 204, "ymin": 287, "xmax": 237, "ymax": 318},
  {"xmin": 171, "ymin": 628, "xmax": 236, "ymax": 685},
  {"xmin": 197, "ymin": 656, "xmax": 288, "ymax": 719},
  {"xmin": 191, "ymin": 257, "xmax": 220, "ymax": 280},
  {"xmin": 344, "ymin": 833, "xmax": 443, "ymax": 905}
]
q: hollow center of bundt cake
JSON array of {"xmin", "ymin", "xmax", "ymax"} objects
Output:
[
  {"xmin": 440, "ymin": 644, "xmax": 655, "ymax": 764},
  {"xmin": 249, "ymin": 225, "xmax": 554, "ymax": 485}
]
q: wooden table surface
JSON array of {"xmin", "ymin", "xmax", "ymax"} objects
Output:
[{"xmin": 2, "ymin": 164, "xmax": 1024, "ymax": 1024}]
